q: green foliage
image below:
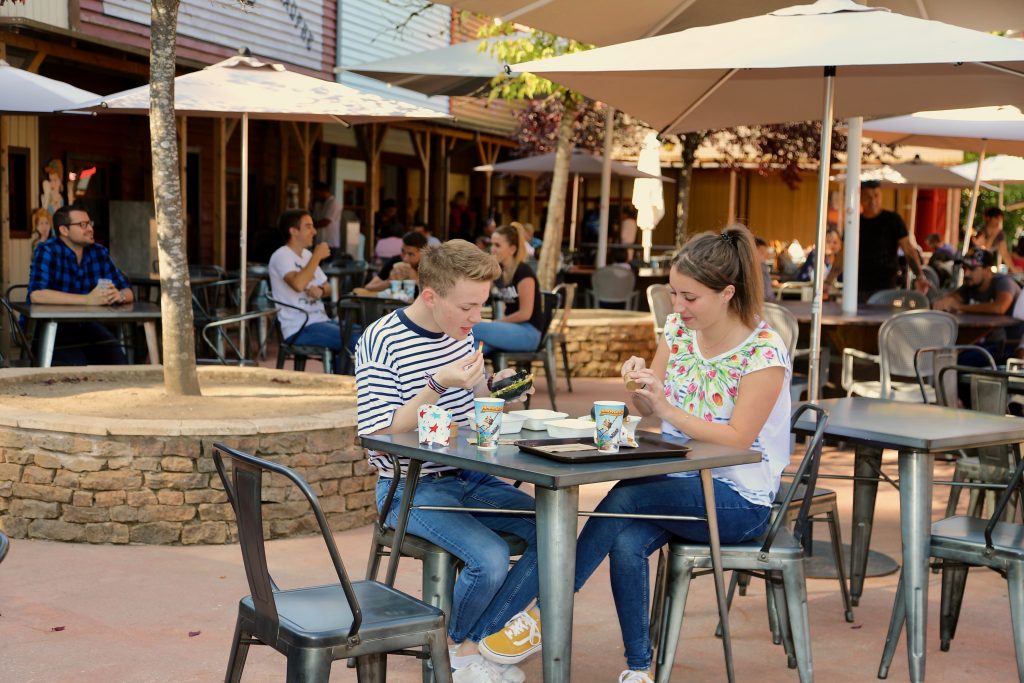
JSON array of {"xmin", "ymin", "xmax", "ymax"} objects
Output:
[{"xmin": 960, "ymin": 185, "xmax": 1024, "ymax": 238}]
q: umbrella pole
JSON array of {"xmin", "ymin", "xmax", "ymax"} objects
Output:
[
  {"xmin": 239, "ymin": 112, "xmax": 249, "ymax": 355},
  {"xmin": 596, "ymin": 106, "xmax": 614, "ymax": 268},
  {"xmin": 955, "ymin": 140, "xmax": 988, "ymax": 286},
  {"xmin": 842, "ymin": 117, "xmax": 861, "ymax": 315},
  {"xmin": 808, "ymin": 67, "xmax": 836, "ymax": 402}
]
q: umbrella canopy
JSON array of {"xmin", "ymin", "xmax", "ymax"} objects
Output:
[
  {"xmin": 632, "ymin": 132, "xmax": 666, "ymax": 262},
  {"xmin": 475, "ymin": 149, "xmax": 673, "ymax": 181},
  {"xmin": 509, "ymin": 1, "xmax": 1024, "ymax": 134},
  {"xmin": 74, "ymin": 54, "xmax": 448, "ymax": 124},
  {"xmin": 0, "ymin": 59, "xmax": 99, "ymax": 113},
  {"xmin": 441, "ymin": 0, "xmax": 1022, "ymax": 46},
  {"xmin": 834, "ymin": 157, "xmax": 986, "ymax": 189},
  {"xmin": 341, "ymin": 35, "xmax": 521, "ymax": 97},
  {"xmin": 863, "ymin": 106, "xmax": 1024, "ymax": 156},
  {"xmin": 950, "ymin": 155, "xmax": 1024, "ymax": 184}
]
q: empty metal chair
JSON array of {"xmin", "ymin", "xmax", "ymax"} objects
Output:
[
  {"xmin": 588, "ymin": 265, "xmax": 640, "ymax": 309},
  {"xmin": 842, "ymin": 310, "xmax": 958, "ymax": 402},
  {"xmin": 647, "ymin": 283, "xmax": 673, "ymax": 344},
  {"xmin": 653, "ymin": 404, "xmax": 830, "ymax": 683},
  {"xmin": 212, "ymin": 443, "xmax": 451, "ymax": 683},
  {"xmin": 920, "ymin": 264, "xmax": 942, "ymax": 291},
  {"xmin": 200, "ymin": 309, "xmax": 277, "ymax": 366},
  {"xmin": 492, "ymin": 291, "xmax": 561, "ymax": 411},
  {"xmin": 866, "ymin": 288, "xmax": 930, "ymax": 310},
  {"xmin": 878, "ymin": 454, "xmax": 1024, "ymax": 680},
  {"xmin": 549, "ymin": 282, "xmax": 577, "ymax": 391}
]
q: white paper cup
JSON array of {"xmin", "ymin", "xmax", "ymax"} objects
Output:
[
  {"xmin": 593, "ymin": 400, "xmax": 626, "ymax": 453},
  {"xmin": 474, "ymin": 397, "xmax": 505, "ymax": 449},
  {"xmin": 417, "ymin": 404, "xmax": 454, "ymax": 447}
]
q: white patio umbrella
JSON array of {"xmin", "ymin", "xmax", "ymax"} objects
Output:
[
  {"xmin": 951, "ymin": 155, "xmax": 1024, "ymax": 210},
  {"xmin": 441, "ymin": 0, "xmax": 1022, "ymax": 46},
  {"xmin": 632, "ymin": 132, "xmax": 666, "ymax": 262},
  {"xmin": 476, "ymin": 149, "xmax": 672, "ymax": 251},
  {"xmin": 864, "ymin": 106, "xmax": 1024, "ymax": 262},
  {"xmin": 0, "ymin": 59, "xmax": 99, "ymax": 113},
  {"xmin": 71, "ymin": 54, "xmax": 448, "ymax": 339},
  {"xmin": 509, "ymin": 0, "xmax": 1024, "ymax": 410}
]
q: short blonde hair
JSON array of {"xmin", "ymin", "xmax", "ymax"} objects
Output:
[{"xmin": 418, "ymin": 239, "xmax": 500, "ymax": 296}]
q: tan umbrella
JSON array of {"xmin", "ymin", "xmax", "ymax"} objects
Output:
[
  {"xmin": 0, "ymin": 59, "xmax": 99, "ymax": 113},
  {"xmin": 951, "ymin": 155, "xmax": 1024, "ymax": 210}
]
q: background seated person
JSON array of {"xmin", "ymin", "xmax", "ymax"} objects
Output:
[
  {"xmin": 795, "ymin": 229, "xmax": 841, "ymax": 283},
  {"xmin": 929, "ymin": 249, "xmax": 1022, "ymax": 362},
  {"xmin": 360, "ymin": 230, "xmax": 427, "ymax": 293},
  {"xmin": 269, "ymin": 209, "xmax": 352, "ymax": 368},
  {"xmin": 374, "ymin": 223, "xmax": 405, "ymax": 262},
  {"xmin": 27, "ymin": 204, "xmax": 133, "ymax": 365}
]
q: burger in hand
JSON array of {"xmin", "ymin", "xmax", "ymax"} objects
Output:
[{"xmin": 488, "ymin": 369, "xmax": 534, "ymax": 402}]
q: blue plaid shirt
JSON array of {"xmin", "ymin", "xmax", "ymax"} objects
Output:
[{"xmin": 27, "ymin": 238, "xmax": 130, "ymax": 298}]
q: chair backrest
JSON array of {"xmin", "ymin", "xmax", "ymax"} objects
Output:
[
  {"xmin": 760, "ymin": 404, "xmax": 829, "ymax": 555},
  {"xmin": 936, "ymin": 365, "xmax": 1018, "ymax": 472},
  {"xmin": 920, "ymin": 265, "xmax": 941, "ymax": 291},
  {"xmin": 536, "ymin": 290, "xmax": 560, "ymax": 350},
  {"xmin": 647, "ymin": 283, "xmax": 673, "ymax": 341},
  {"xmin": 201, "ymin": 309, "xmax": 276, "ymax": 365},
  {"xmin": 192, "ymin": 278, "xmax": 242, "ymax": 321},
  {"xmin": 591, "ymin": 265, "xmax": 636, "ymax": 306},
  {"xmin": 878, "ymin": 310, "xmax": 958, "ymax": 395},
  {"xmin": 0, "ymin": 296, "xmax": 34, "ymax": 366},
  {"xmin": 867, "ymin": 288, "xmax": 930, "ymax": 310},
  {"xmin": 761, "ymin": 302, "xmax": 799, "ymax": 356},
  {"xmin": 984, "ymin": 454, "xmax": 1024, "ymax": 552},
  {"xmin": 550, "ymin": 282, "xmax": 577, "ymax": 338},
  {"xmin": 4, "ymin": 284, "xmax": 28, "ymax": 303},
  {"xmin": 212, "ymin": 443, "xmax": 362, "ymax": 643},
  {"xmin": 914, "ymin": 345, "xmax": 996, "ymax": 405}
]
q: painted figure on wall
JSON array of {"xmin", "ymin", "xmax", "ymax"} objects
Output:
[
  {"xmin": 30, "ymin": 207, "xmax": 52, "ymax": 251},
  {"xmin": 40, "ymin": 159, "xmax": 65, "ymax": 217}
]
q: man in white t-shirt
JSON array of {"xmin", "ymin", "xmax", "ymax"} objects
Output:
[
  {"xmin": 311, "ymin": 181, "xmax": 342, "ymax": 249},
  {"xmin": 268, "ymin": 209, "xmax": 344, "ymax": 366}
]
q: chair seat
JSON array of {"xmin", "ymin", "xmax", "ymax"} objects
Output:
[
  {"xmin": 850, "ymin": 380, "xmax": 932, "ymax": 402},
  {"xmin": 669, "ymin": 526, "xmax": 803, "ymax": 562},
  {"xmin": 240, "ymin": 580, "xmax": 445, "ymax": 649},
  {"xmin": 931, "ymin": 515, "xmax": 1024, "ymax": 560}
]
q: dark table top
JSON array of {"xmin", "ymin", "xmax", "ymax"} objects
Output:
[
  {"xmin": 361, "ymin": 429, "xmax": 760, "ymax": 490},
  {"xmin": 794, "ymin": 397, "xmax": 1024, "ymax": 452},
  {"xmin": 12, "ymin": 300, "xmax": 162, "ymax": 321},
  {"xmin": 779, "ymin": 301, "xmax": 1018, "ymax": 329}
]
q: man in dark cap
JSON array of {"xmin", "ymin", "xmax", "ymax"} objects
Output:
[
  {"xmin": 931, "ymin": 249, "xmax": 1019, "ymax": 316},
  {"xmin": 824, "ymin": 180, "xmax": 923, "ymax": 302}
]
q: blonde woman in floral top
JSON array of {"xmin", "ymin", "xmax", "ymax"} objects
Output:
[{"xmin": 478, "ymin": 226, "xmax": 792, "ymax": 681}]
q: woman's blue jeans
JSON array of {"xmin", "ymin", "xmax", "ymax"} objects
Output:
[
  {"xmin": 573, "ymin": 475, "xmax": 771, "ymax": 671},
  {"xmin": 472, "ymin": 321, "xmax": 541, "ymax": 355},
  {"xmin": 375, "ymin": 470, "xmax": 538, "ymax": 643}
]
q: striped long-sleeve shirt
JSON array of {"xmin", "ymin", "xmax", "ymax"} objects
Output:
[{"xmin": 356, "ymin": 308, "xmax": 477, "ymax": 477}]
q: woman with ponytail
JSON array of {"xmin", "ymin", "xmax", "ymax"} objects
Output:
[{"xmin": 479, "ymin": 225, "xmax": 793, "ymax": 681}]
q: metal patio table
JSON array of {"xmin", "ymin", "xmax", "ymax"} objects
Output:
[
  {"xmin": 361, "ymin": 429, "xmax": 760, "ymax": 683},
  {"xmin": 13, "ymin": 300, "xmax": 161, "ymax": 367},
  {"xmin": 795, "ymin": 397, "xmax": 1024, "ymax": 682}
]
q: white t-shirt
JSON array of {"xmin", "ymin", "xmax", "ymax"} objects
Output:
[
  {"xmin": 268, "ymin": 245, "xmax": 330, "ymax": 339},
  {"xmin": 312, "ymin": 195, "xmax": 342, "ymax": 248}
]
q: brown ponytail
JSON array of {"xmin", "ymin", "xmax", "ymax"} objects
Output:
[{"xmin": 672, "ymin": 224, "xmax": 763, "ymax": 327}]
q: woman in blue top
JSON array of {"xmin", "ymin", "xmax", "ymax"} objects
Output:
[{"xmin": 472, "ymin": 224, "xmax": 544, "ymax": 354}]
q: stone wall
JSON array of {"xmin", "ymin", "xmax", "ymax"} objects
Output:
[{"xmin": 560, "ymin": 310, "xmax": 658, "ymax": 378}]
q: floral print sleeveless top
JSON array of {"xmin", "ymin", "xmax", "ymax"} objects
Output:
[{"xmin": 661, "ymin": 314, "xmax": 793, "ymax": 507}]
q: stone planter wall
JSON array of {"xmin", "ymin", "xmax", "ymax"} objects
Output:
[
  {"xmin": 0, "ymin": 368, "xmax": 369, "ymax": 545},
  {"xmin": 560, "ymin": 310, "xmax": 658, "ymax": 378}
]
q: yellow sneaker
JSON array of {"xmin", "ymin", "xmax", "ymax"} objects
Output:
[{"xmin": 479, "ymin": 609, "xmax": 542, "ymax": 665}]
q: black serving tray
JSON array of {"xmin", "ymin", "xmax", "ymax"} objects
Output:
[{"xmin": 514, "ymin": 434, "xmax": 691, "ymax": 463}]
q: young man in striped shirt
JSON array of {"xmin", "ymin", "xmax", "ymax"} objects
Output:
[{"xmin": 355, "ymin": 239, "xmax": 537, "ymax": 683}]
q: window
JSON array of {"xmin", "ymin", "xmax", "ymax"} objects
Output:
[{"xmin": 8, "ymin": 147, "xmax": 31, "ymax": 238}]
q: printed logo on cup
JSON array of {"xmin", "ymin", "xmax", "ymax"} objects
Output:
[{"xmin": 597, "ymin": 407, "xmax": 624, "ymax": 418}]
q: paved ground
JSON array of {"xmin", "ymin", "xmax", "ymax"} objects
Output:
[{"xmin": 1, "ymin": 376, "xmax": 1018, "ymax": 682}]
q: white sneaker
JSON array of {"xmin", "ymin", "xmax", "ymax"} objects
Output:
[
  {"xmin": 618, "ymin": 670, "xmax": 654, "ymax": 683},
  {"xmin": 453, "ymin": 658, "xmax": 526, "ymax": 683},
  {"xmin": 479, "ymin": 609, "xmax": 542, "ymax": 665}
]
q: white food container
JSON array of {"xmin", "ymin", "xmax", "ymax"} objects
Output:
[
  {"xmin": 546, "ymin": 418, "xmax": 598, "ymax": 439},
  {"xmin": 500, "ymin": 412, "xmax": 526, "ymax": 434},
  {"xmin": 508, "ymin": 409, "xmax": 569, "ymax": 431}
]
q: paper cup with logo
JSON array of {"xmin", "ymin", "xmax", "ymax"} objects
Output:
[
  {"xmin": 593, "ymin": 401, "xmax": 626, "ymax": 453},
  {"xmin": 401, "ymin": 280, "xmax": 416, "ymax": 300},
  {"xmin": 418, "ymin": 404, "xmax": 454, "ymax": 447},
  {"xmin": 473, "ymin": 397, "xmax": 505, "ymax": 449}
]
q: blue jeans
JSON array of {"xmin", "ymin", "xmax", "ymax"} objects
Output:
[
  {"xmin": 287, "ymin": 321, "xmax": 342, "ymax": 351},
  {"xmin": 573, "ymin": 475, "xmax": 771, "ymax": 671},
  {"xmin": 472, "ymin": 321, "xmax": 541, "ymax": 355},
  {"xmin": 51, "ymin": 322, "xmax": 127, "ymax": 366},
  {"xmin": 375, "ymin": 470, "xmax": 538, "ymax": 643}
]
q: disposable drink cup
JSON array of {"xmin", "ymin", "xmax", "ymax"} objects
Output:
[
  {"xmin": 389, "ymin": 279, "xmax": 402, "ymax": 296},
  {"xmin": 401, "ymin": 280, "xmax": 416, "ymax": 299},
  {"xmin": 593, "ymin": 400, "xmax": 626, "ymax": 453},
  {"xmin": 474, "ymin": 397, "xmax": 505, "ymax": 449}
]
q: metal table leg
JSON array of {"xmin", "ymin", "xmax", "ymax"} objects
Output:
[
  {"xmin": 38, "ymin": 321, "xmax": 57, "ymax": 367},
  {"xmin": 850, "ymin": 445, "xmax": 882, "ymax": 605},
  {"xmin": 899, "ymin": 450, "xmax": 932, "ymax": 683},
  {"xmin": 385, "ymin": 461, "xmax": 421, "ymax": 587},
  {"xmin": 700, "ymin": 470, "xmax": 735, "ymax": 683},
  {"xmin": 143, "ymin": 321, "xmax": 160, "ymax": 364},
  {"xmin": 535, "ymin": 485, "xmax": 579, "ymax": 683}
]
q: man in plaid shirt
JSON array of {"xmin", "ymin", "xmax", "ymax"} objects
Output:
[{"xmin": 27, "ymin": 205, "xmax": 134, "ymax": 365}]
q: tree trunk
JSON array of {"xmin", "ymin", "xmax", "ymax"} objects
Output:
[
  {"xmin": 151, "ymin": 0, "xmax": 200, "ymax": 396},
  {"xmin": 674, "ymin": 132, "xmax": 702, "ymax": 249},
  {"xmin": 536, "ymin": 98, "xmax": 577, "ymax": 291}
]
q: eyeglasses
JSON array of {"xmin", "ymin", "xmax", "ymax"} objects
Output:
[{"xmin": 67, "ymin": 220, "xmax": 95, "ymax": 229}]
